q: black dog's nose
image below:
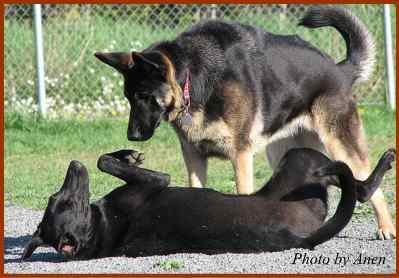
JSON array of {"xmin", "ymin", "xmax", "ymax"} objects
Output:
[
  {"xmin": 70, "ymin": 160, "xmax": 84, "ymax": 170},
  {"xmin": 61, "ymin": 160, "xmax": 89, "ymax": 193}
]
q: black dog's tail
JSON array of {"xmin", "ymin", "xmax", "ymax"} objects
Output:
[
  {"xmin": 302, "ymin": 161, "xmax": 357, "ymax": 249},
  {"xmin": 302, "ymin": 149, "xmax": 395, "ymax": 248},
  {"xmin": 299, "ymin": 6, "xmax": 375, "ymax": 84}
]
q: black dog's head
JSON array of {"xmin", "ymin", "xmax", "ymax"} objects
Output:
[
  {"xmin": 22, "ymin": 161, "xmax": 91, "ymax": 260},
  {"xmin": 95, "ymin": 51, "xmax": 182, "ymax": 141}
]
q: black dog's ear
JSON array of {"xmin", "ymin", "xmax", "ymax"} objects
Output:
[
  {"xmin": 94, "ymin": 52, "xmax": 134, "ymax": 73},
  {"xmin": 21, "ymin": 229, "xmax": 43, "ymax": 260},
  {"xmin": 60, "ymin": 160, "xmax": 89, "ymax": 196}
]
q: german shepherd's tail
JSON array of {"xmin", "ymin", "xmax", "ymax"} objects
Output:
[
  {"xmin": 299, "ymin": 6, "xmax": 375, "ymax": 84},
  {"xmin": 302, "ymin": 149, "xmax": 395, "ymax": 249}
]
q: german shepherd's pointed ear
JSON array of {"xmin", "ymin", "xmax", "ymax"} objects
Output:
[
  {"xmin": 94, "ymin": 52, "xmax": 135, "ymax": 73},
  {"xmin": 131, "ymin": 52, "xmax": 169, "ymax": 80},
  {"xmin": 94, "ymin": 51, "xmax": 165, "ymax": 75},
  {"xmin": 131, "ymin": 52, "xmax": 162, "ymax": 71}
]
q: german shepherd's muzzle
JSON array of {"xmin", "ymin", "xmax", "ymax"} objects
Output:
[
  {"xmin": 95, "ymin": 51, "xmax": 170, "ymax": 141},
  {"xmin": 126, "ymin": 99, "xmax": 163, "ymax": 141}
]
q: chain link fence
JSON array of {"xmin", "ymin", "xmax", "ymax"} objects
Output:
[{"xmin": 4, "ymin": 4, "xmax": 396, "ymax": 118}]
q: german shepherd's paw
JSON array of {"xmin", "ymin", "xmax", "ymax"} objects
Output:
[{"xmin": 377, "ymin": 224, "xmax": 396, "ymax": 240}]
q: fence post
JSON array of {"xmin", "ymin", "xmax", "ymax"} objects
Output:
[
  {"xmin": 383, "ymin": 4, "xmax": 395, "ymax": 110},
  {"xmin": 33, "ymin": 4, "xmax": 46, "ymax": 116},
  {"xmin": 211, "ymin": 4, "xmax": 217, "ymax": 19}
]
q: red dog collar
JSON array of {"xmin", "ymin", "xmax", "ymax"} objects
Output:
[
  {"xmin": 181, "ymin": 69, "xmax": 192, "ymax": 126},
  {"xmin": 183, "ymin": 69, "xmax": 191, "ymax": 110}
]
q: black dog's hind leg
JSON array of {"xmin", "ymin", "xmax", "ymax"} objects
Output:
[
  {"xmin": 97, "ymin": 149, "xmax": 170, "ymax": 187},
  {"xmin": 313, "ymin": 148, "xmax": 396, "ymax": 203},
  {"xmin": 354, "ymin": 149, "xmax": 396, "ymax": 203}
]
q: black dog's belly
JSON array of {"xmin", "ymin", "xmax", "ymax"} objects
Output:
[
  {"xmin": 180, "ymin": 225, "xmax": 308, "ymax": 253},
  {"xmin": 123, "ymin": 188, "xmax": 324, "ymax": 256},
  {"xmin": 122, "ymin": 223, "xmax": 307, "ymax": 257}
]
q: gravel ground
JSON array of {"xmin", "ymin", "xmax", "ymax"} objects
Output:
[{"xmin": 4, "ymin": 204, "xmax": 395, "ymax": 274}]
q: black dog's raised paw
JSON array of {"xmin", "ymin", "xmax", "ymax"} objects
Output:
[
  {"xmin": 97, "ymin": 150, "xmax": 145, "ymax": 173},
  {"xmin": 124, "ymin": 150, "xmax": 145, "ymax": 166},
  {"xmin": 107, "ymin": 149, "xmax": 144, "ymax": 166},
  {"xmin": 381, "ymin": 148, "xmax": 396, "ymax": 171}
]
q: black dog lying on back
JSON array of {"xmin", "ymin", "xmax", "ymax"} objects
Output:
[{"xmin": 22, "ymin": 148, "xmax": 395, "ymax": 260}]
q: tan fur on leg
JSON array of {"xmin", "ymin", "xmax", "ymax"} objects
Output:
[
  {"xmin": 370, "ymin": 188, "xmax": 396, "ymax": 239},
  {"xmin": 233, "ymin": 149, "xmax": 254, "ymax": 194},
  {"xmin": 179, "ymin": 138, "xmax": 207, "ymax": 188},
  {"xmin": 312, "ymin": 99, "xmax": 395, "ymax": 239}
]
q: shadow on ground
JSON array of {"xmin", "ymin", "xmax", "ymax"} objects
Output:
[{"xmin": 4, "ymin": 235, "xmax": 65, "ymax": 263}]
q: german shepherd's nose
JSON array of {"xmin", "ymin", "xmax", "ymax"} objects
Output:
[{"xmin": 127, "ymin": 128, "xmax": 144, "ymax": 141}]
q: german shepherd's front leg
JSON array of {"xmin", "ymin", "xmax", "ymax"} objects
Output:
[
  {"xmin": 180, "ymin": 139, "xmax": 207, "ymax": 188},
  {"xmin": 232, "ymin": 149, "xmax": 254, "ymax": 194}
]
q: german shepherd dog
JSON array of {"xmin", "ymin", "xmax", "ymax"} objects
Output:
[
  {"xmin": 94, "ymin": 7, "xmax": 395, "ymax": 239},
  {"xmin": 22, "ymin": 148, "xmax": 395, "ymax": 260}
]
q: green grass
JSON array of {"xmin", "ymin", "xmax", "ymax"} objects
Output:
[
  {"xmin": 4, "ymin": 106, "xmax": 396, "ymax": 220},
  {"xmin": 154, "ymin": 260, "xmax": 184, "ymax": 271}
]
